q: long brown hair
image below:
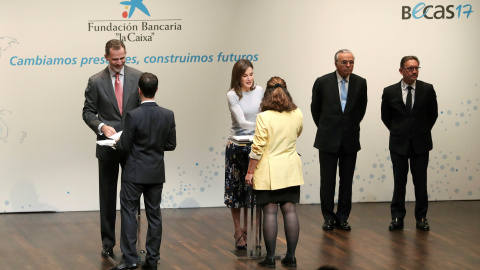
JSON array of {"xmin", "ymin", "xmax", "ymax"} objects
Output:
[
  {"xmin": 260, "ymin": 77, "xmax": 297, "ymax": 112},
  {"xmin": 229, "ymin": 59, "xmax": 255, "ymax": 99}
]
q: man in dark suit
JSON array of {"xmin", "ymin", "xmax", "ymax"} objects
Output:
[
  {"xmin": 114, "ymin": 72, "xmax": 176, "ymax": 270},
  {"xmin": 311, "ymin": 49, "xmax": 368, "ymax": 231},
  {"xmin": 82, "ymin": 39, "xmax": 142, "ymax": 257},
  {"xmin": 381, "ymin": 56, "xmax": 438, "ymax": 231}
]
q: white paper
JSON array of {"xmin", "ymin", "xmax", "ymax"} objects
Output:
[
  {"xmin": 108, "ymin": 131, "xmax": 122, "ymax": 140},
  {"xmin": 96, "ymin": 131, "xmax": 122, "ymax": 147},
  {"xmin": 96, "ymin": 140, "xmax": 116, "ymax": 147},
  {"xmin": 231, "ymin": 135, "xmax": 253, "ymax": 142}
]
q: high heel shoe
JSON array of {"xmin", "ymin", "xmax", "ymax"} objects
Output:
[
  {"xmin": 234, "ymin": 233, "xmax": 246, "ymax": 250},
  {"xmin": 242, "ymin": 228, "xmax": 248, "ymax": 239},
  {"xmin": 241, "ymin": 228, "xmax": 248, "ymax": 245}
]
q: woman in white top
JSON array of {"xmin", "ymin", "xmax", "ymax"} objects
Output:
[{"xmin": 225, "ymin": 59, "xmax": 264, "ymax": 250}]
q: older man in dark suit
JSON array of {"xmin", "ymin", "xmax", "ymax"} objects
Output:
[
  {"xmin": 381, "ymin": 56, "xmax": 438, "ymax": 231},
  {"xmin": 82, "ymin": 39, "xmax": 142, "ymax": 257},
  {"xmin": 311, "ymin": 49, "xmax": 368, "ymax": 231},
  {"xmin": 114, "ymin": 73, "xmax": 176, "ymax": 270}
]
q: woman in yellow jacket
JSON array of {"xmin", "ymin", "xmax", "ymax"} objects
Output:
[{"xmin": 245, "ymin": 76, "xmax": 303, "ymax": 268}]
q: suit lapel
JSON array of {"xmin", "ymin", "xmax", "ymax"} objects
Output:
[
  {"xmin": 101, "ymin": 67, "xmax": 121, "ymax": 115},
  {"xmin": 344, "ymin": 75, "xmax": 356, "ymax": 112},
  {"xmin": 411, "ymin": 81, "xmax": 423, "ymax": 113},
  {"xmin": 330, "ymin": 72, "xmax": 343, "ymax": 113},
  {"xmin": 392, "ymin": 81, "xmax": 407, "ymax": 113},
  {"xmin": 123, "ymin": 66, "xmax": 135, "ymax": 110}
]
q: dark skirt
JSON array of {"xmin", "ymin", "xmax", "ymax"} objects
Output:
[
  {"xmin": 224, "ymin": 142, "xmax": 253, "ymax": 208},
  {"xmin": 255, "ymin": 186, "xmax": 300, "ymax": 205}
]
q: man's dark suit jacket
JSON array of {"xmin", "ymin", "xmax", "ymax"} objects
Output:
[
  {"xmin": 311, "ymin": 71, "xmax": 368, "ymax": 153},
  {"xmin": 116, "ymin": 102, "xmax": 177, "ymax": 184},
  {"xmin": 381, "ymin": 80, "xmax": 438, "ymax": 155},
  {"xmin": 82, "ymin": 65, "xmax": 142, "ymax": 160}
]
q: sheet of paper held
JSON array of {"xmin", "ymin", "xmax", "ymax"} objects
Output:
[{"xmin": 96, "ymin": 131, "xmax": 123, "ymax": 148}]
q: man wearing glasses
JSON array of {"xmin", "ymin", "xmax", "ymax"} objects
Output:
[
  {"xmin": 311, "ymin": 49, "xmax": 368, "ymax": 231},
  {"xmin": 381, "ymin": 56, "xmax": 438, "ymax": 231}
]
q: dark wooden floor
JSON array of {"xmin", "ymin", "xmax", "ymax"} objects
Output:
[{"xmin": 1, "ymin": 201, "xmax": 479, "ymax": 269}]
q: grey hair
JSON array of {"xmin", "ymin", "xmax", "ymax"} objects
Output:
[{"xmin": 334, "ymin": 49, "xmax": 354, "ymax": 62}]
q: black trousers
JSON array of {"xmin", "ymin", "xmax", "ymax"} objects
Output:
[
  {"xmin": 319, "ymin": 149, "xmax": 357, "ymax": 221},
  {"xmin": 390, "ymin": 141, "xmax": 429, "ymax": 220},
  {"xmin": 98, "ymin": 158, "xmax": 122, "ymax": 246},
  {"xmin": 120, "ymin": 182, "xmax": 163, "ymax": 265}
]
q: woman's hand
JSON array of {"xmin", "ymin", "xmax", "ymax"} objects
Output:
[
  {"xmin": 245, "ymin": 172, "xmax": 253, "ymax": 186},
  {"xmin": 245, "ymin": 158, "xmax": 259, "ymax": 186}
]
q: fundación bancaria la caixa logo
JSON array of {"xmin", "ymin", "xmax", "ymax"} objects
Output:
[
  {"xmin": 120, "ymin": 0, "xmax": 151, "ymax": 19},
  {"xmin": 87, "ymin": 0, "xmax": 182, "ymax": 43}
]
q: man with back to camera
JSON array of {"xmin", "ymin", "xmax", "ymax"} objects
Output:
[
  {"xmin": 114, "ymin": 72, "xmax": 176, "ymax": 270},
  {"xmin": 310, "ymin": 49, "xmax": 368, "ymax": 231},
  {"xmin": 82, "ymin": 39, "xmax": 142, "ymax": 257},
  {"xmin": 381, "ymin": 56, "xmax": 438, "ymax": 231}
]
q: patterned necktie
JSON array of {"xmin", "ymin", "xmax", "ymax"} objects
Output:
[
  {"xmin": 406, "ymin": 86, "xmax": 413, "ymax": 114},
  {"xmin": 340, "ymin": 78, "xmax": 347, "ymax": 112},
  {"xmin": 115, "ymin": 73, "xmax": 123, "ymax": 115}
]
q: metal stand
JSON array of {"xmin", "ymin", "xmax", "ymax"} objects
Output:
[
  {"xmin": 107, "ymin": 252, "xmax": 118, "ymax": 267},
  {"xmin": 228, "ymin": 187, "xmax": 280, "ymax": 261},
  {"xmin": 242, "ymin": 199, "xmax": 263, "ymax": 260},
  {"xmin": 228, "ymin": 186, "xmax": 262, "ymax": 259},
  {"xmin": 136, "ymin": 207, "xmax": 146, "ymax": 261}
]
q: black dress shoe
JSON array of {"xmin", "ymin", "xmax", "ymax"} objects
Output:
[
  {"xmin": 141, "ymin": 263, "xmax": 157, "ymax": 270},
  {"xmin": 322, "ymin": 219, "xmax": 335, "ymax": 230},
  {"xmin": 281, "ymin": 256, "xmax": 297, "ymax": 267},
  {"xmin": 389, "ymin": 218, "xmax": 404, "ymax": 230},
  {"xmin": 114, "ymin": 263, "xmax": 138, "ymax": 270},
  {"xmin": 258, "ymin": 257, "xmax": 276, "ymax": 268},
  {"xmin": 416, "ymin": 218, "xmax": 430, "ymax": 231},
  {"xmin": 101, "ymin": 245, "xmax": 114, "ymax": 257},
  {"xmin": 335, "ymin": 220, "xmax": 351, "ymax": 230}
]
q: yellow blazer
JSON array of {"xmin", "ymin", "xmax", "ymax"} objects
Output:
[{"xmin": 249, "ymin": 108, "xmax": 304, "ymax": 190}]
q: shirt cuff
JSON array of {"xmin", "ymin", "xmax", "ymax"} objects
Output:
[
  {"xmin": 98, "ymin": 123, "xmax": 105, "ymax": 135},
  {"xmin": 249, "ymin": 151, "xmax": 262, "ymax": 160}
]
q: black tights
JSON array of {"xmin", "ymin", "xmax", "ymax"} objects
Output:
[{"xmin": 262, "ymin": 202, "xmax": 299, "ymax": 259}]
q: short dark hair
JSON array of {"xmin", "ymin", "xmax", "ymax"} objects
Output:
[
  {"xmin": 105, "ymin": 39, "xmax": 126, "ymax": 56},
  {"xmin": 260, "ymin": 76, "xmax": 297, "ymax": 113},
  {"xmin": 400, "ymin": 55, "xmax": 420, "ymax": 68},
  {"xmin": 229, "ymin": 59, "xmax": 255, "ymax": 99},
  {"xmin": 138, "ymin": 72, "xmax": 158, "ymax": 98}
]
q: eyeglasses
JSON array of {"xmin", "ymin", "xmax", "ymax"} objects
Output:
[
  {"xmin": 402, "ymin": 67, "xmax": 421, "ymax": 72},
  {"xmin": 338, "ymin": 60, "xmax": 354, "ymax": 66}
]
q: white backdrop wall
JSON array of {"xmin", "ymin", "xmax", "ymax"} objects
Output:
[{"xmin": 1, "ymin": 0, "xmax": 479, "ymax": 213}]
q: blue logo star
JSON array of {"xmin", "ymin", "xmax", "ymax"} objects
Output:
[{"xmin": 120, "ymin": 0, "xmax": 151, "ymax": 18}]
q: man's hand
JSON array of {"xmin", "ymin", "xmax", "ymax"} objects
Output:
[{"xmin": 101, "ymin": 125, "xmax": 117, "ymax": 138}]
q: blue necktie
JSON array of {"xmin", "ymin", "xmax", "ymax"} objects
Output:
[{"xmin": 340, "ymin": 79, "xmax": 347, "ymax": 112}]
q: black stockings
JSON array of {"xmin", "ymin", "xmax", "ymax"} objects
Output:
[{"xmin": 262, "ymin": 202, "xmax": 299, "ymax": 258}]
